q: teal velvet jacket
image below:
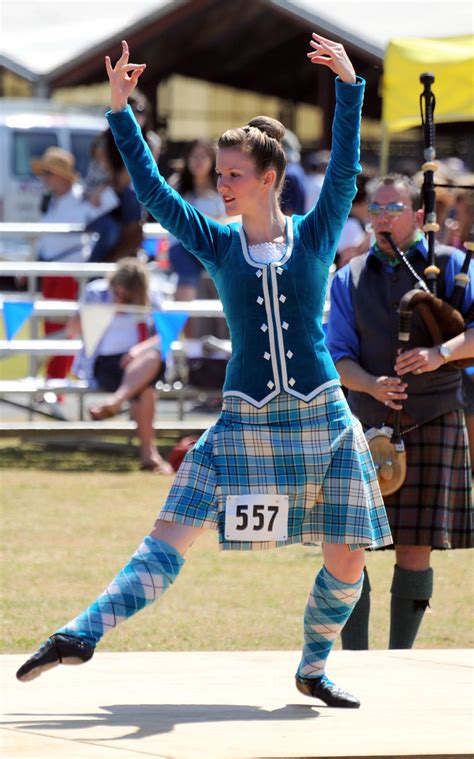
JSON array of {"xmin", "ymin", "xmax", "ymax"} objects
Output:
[{"xmin": 107, "ymin": 77, "xmax": 365, "ymax": 407}]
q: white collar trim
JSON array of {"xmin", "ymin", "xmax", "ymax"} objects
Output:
[{"xmin": 238, "ymin": 216, "xmax": 294, "ymax": 269}]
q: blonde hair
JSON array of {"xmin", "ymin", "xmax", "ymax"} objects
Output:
[
  {"xmin": 109, "ymin": 257, "xmax": 149, "ymax": 306},
  {"xmin": 218, "ymin": 115, "xmax": 287, "ymax": 194}
]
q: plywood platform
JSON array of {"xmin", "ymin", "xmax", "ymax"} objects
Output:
[{"xmin": 1, "ymin": 649, "xmax": 473, "ymax": 758}]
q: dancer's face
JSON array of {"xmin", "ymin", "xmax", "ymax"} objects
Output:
[
  {"xmin": 215, "ymin": 148, "xmax": 273, "ymax": 216},
  {"xmin": 370, "ymin": 184, "xmax": 422, "ymax": 254}
]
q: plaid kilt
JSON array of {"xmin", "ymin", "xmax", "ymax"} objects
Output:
[
  {"xmin": 382, "ymin": 409, "xmax": 473, "ymax": 549},
  {"xmin": 159, "ymin": 387, "xmax": 393, "ymax": 551}
]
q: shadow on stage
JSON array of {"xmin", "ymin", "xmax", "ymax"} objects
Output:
[{"xmin": 4, "ymin": 701, "xmax": 323, "ymax": 741}]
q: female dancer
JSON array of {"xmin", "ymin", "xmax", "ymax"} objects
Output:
[{"xmin": 16, "ymin": 33, "xmax": 392, "ymax": 708}]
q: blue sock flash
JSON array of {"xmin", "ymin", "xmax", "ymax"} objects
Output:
[
  {"xmin": 297, "ymin": 565, "xmax": 363, "ymax": 680},
  {"xmin": 57, "ymin": 536, "xmax": 185, "ymax": 647}
]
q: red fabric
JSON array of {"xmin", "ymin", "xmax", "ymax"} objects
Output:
[
  {"xmin": 168, "ymin": 436, "xmax": 199, "ymax": 472},
  {"xmin": 42, "ymin": 276, "xmax": 79, "ymax": 380},
  {"xmin": 137, "ymin": 321, "xmax": 148, "ymax": 343}
]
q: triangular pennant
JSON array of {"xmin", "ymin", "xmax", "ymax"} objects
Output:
[
  {"xmin": 2, "ymin": 301, "xmax": 34, "ymax": 340},
  {"xmin": 153, "ymin": 311, "xmax": 189, "ymax": 359},
  {"xmin": 80, "ymin": 303, "xmax": 117, "ymax": 357}
]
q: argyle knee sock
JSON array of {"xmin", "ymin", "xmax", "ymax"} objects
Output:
[
  {"xmin": 296, "ymin": 565, "xmax": 363, "ymax": 680},
  {"xmin": 389, "ymin": 565, "xmax": 433, "ymax": 649},
  {"xmin": 57, "ymin": 536, "xmax": 185, "ymax": 647},
  {"xmin": 340, "ymin": 567, "xmax": 371, "ymax": 650}
]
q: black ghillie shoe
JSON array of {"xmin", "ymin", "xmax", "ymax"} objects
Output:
[
  {"xmin": 16, "ymin": 633, "xmax": 94, "ymax": 683},
  {"xmin": 295, "ymin": 673, "xmax": 360, "ymax": 708}
]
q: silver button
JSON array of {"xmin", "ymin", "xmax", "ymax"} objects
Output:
[
  {"xmin": 264, "ymin": 352, "xmax": 271, "ymax": 360},
  {"xmin": 256, "ymin": 296, "xmax": 264, "ymax": 305},
  {"xmin": 267, "ymin": 380, "xmax": 275, "ymax": 390},
  {"xmin": 260, "ymin": 323, "xmax": 268, "ymax": 333},
  {"xmin": 286, "ymin": 350, "xmax": 293, "ymax": 359},
  {"xmin": 288, "ymin": 377, "xmax": 296, "ymax": 387},
  {"xmin": 256, "ymin": 270, "xmax": 263, "ymax": 278},
  {"xmin": 279, "ymin": 294, "xmax": 286, "ymax": 303},
  {"xmin": 277, "ymin": 267, "xmax": 283, "ymax": 275},
  {"xmin": 282, "ymin": 321, "xmax": 289, "ymax": 330}
]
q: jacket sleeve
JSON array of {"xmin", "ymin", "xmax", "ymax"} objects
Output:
[
  {"xmin": 299, "ymin": 77, "xmax": 365, "ymax": 265},
  {"xmin": 326, "ymin": 265, "xmax": 360, "ymax": 363},
  {"xmin": 106, "ymin": 106, "xmax": 230, "ymax": 275}
]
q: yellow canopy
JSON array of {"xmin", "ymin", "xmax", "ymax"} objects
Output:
[{"xmin": 382, "ymin": 36, "xmax": 474, "ymax": 133}]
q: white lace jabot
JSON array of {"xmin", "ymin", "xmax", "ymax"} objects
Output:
[{"xmin": 248, "ymin": 241, "xmax": 286, "ymax": 264}]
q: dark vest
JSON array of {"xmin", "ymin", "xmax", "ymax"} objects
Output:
[{"xmin": 347, "ymin": 245, "xmax": 463, "ymax": 427}]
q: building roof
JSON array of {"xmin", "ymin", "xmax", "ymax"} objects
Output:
[
  {"xmin": 0, "ymin": 53, "xmax": 39, "ymax": 83},
  {"xmin": 2, "ymin": 1, "xmax": 472, "ymax": 126}
]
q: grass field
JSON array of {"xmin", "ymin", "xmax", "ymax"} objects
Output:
[{"xmin": 1, "ymin": 443, "xmax": 473, "ymax": 654}]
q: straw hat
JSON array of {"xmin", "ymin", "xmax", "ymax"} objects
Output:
[{"xmin": 31, "ymin": 146, "xmax": 78, "ymax": 183}]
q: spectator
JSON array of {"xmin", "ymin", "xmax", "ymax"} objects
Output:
[
  {"xmin": 335, "ymin": 170, "xmax": 373, "ymax": 269},
  {"xmin": 303, "ymin": 150, "xmax": 329, "ymax": 212},
  {"xmin": 443, "ymin": 183, "xmax": 474, "ymax": 470},
  {"xmin": 280, "ymin": 128, "xmax": 306, "ymax": 215},
  {"xmin": 102, "ymin": 127, "xmax": 144, "ymax": 261},
  {"xmin": 32, "ymin": 146, "xmax": 118, "ymax": 381},
  {"xmin": 168, "ymin": 138, "xmax": 226, "ymax": 303},
  {"xmin": 69, "ymin": 258, "xmax": 172, "ymax": 473}
]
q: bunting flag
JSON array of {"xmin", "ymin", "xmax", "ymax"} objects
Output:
[
  {"xmin": 80, "ymin": 303, "xmax": 117, "ymax": 357},
  {"xmin": 2, "ymin": 300, "xmax": 34, "ymax": 340},
  {"xmin": 153, "ymin": 311, "xmax": 189, "ymax": 359}
]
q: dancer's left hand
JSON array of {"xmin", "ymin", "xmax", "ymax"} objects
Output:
[{"xmin": 307, "ymin": 33, "xmax": 356, "ymax": 84}]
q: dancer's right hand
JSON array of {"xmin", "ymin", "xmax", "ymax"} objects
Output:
[{"xmin": 105, "ymin": 40, "xmax": 146, "ymax": 112}]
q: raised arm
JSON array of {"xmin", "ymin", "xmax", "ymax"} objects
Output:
[
  {"xmin": 104, "ymin": 42, "xmax": 228, "ymax": 274},
  {"xmin": 300, "ymin": 34, "xmax": 364, "ymax": 263}
]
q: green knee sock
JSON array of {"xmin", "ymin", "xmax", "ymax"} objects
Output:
[
  {"xmin": 340, "ymin": 567, "xmax": 371, "ymax": 650},
  {"xmin": 389, "ymin": 565, "xmax": 433, "ymax": 649}
]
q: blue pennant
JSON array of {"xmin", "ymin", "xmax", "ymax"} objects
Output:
[
  {"xmin": 2, "ymin": 301, "xmax": 34, "ymax": 340},
  {"xmin": 152, "ymin": 311, "xmax": 189, "ymax": 359}
]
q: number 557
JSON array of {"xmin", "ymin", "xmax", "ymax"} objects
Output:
[{"xmin": 235, "ymin": 504, "xmax": 279, "ymax": 532}]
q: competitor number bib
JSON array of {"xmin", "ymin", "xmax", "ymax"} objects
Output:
[{"xmin": 225, "ymin": 494, "xmax": 289, "ymax": 541}]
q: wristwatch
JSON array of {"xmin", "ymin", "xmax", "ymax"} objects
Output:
[{"xmin": 437, "ymin": 344, "xmax": 453, "ymax": 363}]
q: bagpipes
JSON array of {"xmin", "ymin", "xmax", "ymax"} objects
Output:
[{"xmin": 367, "ymin": 73, "xmax": 474, "ymax": 496}]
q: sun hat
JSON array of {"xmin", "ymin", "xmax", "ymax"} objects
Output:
[{"xmin": 31, "ymin": 146, "xmax": 78, "ymax": 183}]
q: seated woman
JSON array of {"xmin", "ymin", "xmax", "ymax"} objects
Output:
[{"xmin": 69, "ymin": 258, "xmax": 173, "ymax": 474}]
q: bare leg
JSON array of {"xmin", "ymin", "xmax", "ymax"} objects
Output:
[
  {"xmin": 175, "ymin": 284, "xmax": 197, "ymax": 302},
  {"xmin": 395, "ymin": 544, "xmax": 431, "ymax": 571},
  {"xmin": 150, "ymin": 518, "xmax": 208, "ymax": 555},
  {"xmin": 322, "ymin": 543, "xmax": 365, "ymax": 582},
  {"xmin": 131, "ymin": 388, "xmax": 172, "ymax": 473},
  {"xmin": 90, "ymin": 348, "xmax": 162, "ymax": 419}
]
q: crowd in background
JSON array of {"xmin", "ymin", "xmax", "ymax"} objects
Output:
[{"xmin": 26, "ymin": 91, "xmax": 474, "ymax": 471}]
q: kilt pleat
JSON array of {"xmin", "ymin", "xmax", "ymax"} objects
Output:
[
  {"xmin": 159, "ymin": 387, "xmax": 393, "ymax": 551},
  {"xmin": 383, "ymin": 409, "xmax": 473, "ymax": 549}
]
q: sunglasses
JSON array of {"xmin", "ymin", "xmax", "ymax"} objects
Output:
[{"xmin": 367, "ymin": 202, "xmax": 410, "ymax": 216}]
